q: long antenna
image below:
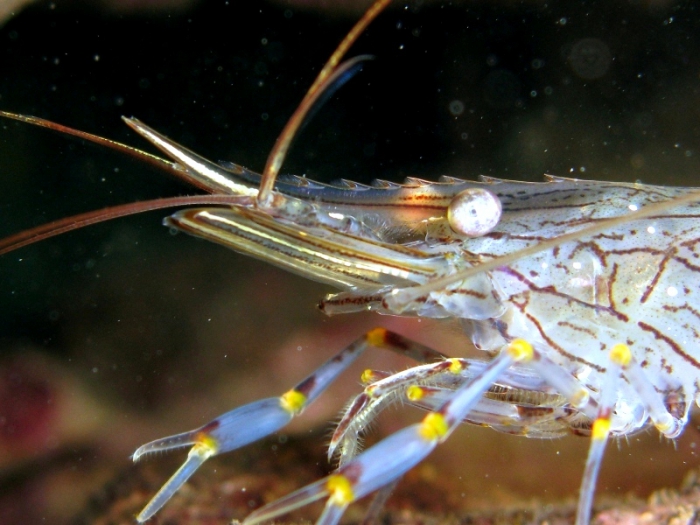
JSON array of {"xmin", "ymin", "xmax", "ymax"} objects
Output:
[{"xmin": 256, "ymin": 0, "xmax": 392, "ymax": 208}]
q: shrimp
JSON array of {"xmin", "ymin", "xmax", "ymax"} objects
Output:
[{"xmin": 1, "ymin": 1, "xmax": 699, "ymax": 524}]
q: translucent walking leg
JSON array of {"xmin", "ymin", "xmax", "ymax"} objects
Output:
[
  {"xmin": 623, "ymin": 356, "xmax": 683, "ymax": 438},
  {"xmin": 244, "ymin": 339, "xmax": 533, "ymax": 525},
  {"xmin": 136, "ymin": 442, "xmax": 213, "ymax": 522},
  {"xmin": 326, "ymin": 328, "xmax": 448, "ymax": 463},
  {"xmin": 575, "ymin": 343, "xmax": 628, "ymax": 525},
  {"xmin": 330, "ymin": 358, "xmax": 469, "ymax": 462},
  {"xmin": 331, "ymin": 356, "xmax": 560, "ymax": 462},
  {"xmin": 133, "ymin": 332, "xmax": 375, "ymax": 522},
  {"xmin": 331, "ymin": 344, "xmax": 599, "ymax": 461},
  {"xmin": 407, "ymin": 385, "xmax": 576, "ymax": 438}
]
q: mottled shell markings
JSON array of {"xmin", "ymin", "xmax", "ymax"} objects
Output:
[{"xmin": 447, "ymin": 188, "xmax": 502, "ymax": 237}]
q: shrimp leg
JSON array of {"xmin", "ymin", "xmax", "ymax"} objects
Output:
[
  {"xmin": 243, "ymin": 339, "xmax": 535, "ymax": 525},
  {"xmin": 132, "ymin": 328, "xmax": 447, "ymax": 522}
]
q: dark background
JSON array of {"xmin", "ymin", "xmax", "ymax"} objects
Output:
[{"xmin": 0, "ymin": 0, "xmax": 699, "ymax": 523}]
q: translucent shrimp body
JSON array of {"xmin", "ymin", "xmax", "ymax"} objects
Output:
[
  {"xmin": 2, "ymin": 111, "xmax": 698, "ymax": 525},
  {"xmin": 1, "ymin": 0, "xmax": 699, "ymax": 523},
  {"xmin": 129, "ymin": 112, "xmax": 696, "ymax": 524}
]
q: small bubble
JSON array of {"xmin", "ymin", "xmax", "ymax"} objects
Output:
[
  {"xmin": 449, "ymin": 100, "xmax": 465, "ymax": 116},
  {"xmin": 284, "ymin": 9, "xmax": 293, "ymax": 18},
  {"xmin": 559, "ymin": 17, "xmax": 567, "ymax": 25},
  {"xmin": 460, "ymin": 132, "xmax": 468, "ymax": 140},
  {"xmin": 530, "ymin": 90, "xmax": 537, "ymax": 97},
  {"xmin": 261, "ymin": 112, "xmax": 269, "ymax": 120},
  {"xmin": 261, "ymin": 38, "xmax": 268, "ymax": 45},
  {"xmin": 531, "ymin": 58, "xmax": 545, "ymax": 69},
  {"xmin": 568, "ymin": 38, "xmax": 612, "ymax": 80},
  {"xmin": 630, "ymin": 153, "xmax": 645, "ymax": 169},
  {"xmin": 486, "ymin": 54, "xmax": 498, "ymax": 67}
]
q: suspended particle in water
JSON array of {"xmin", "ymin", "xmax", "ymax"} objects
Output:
[
  {"xmin": 568, "ymin": 38, "xmax": 612, "ymax": 80},
  {"xmin": 449, "ymin": 100, "xmax": 465, "ymax": 116}
]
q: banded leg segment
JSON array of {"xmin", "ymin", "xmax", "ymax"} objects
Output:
[
  {"xmin": 575, "ymin": 344, "xmax": 684, "ymax": 525},
  {"xmin": 331, "ymin": 342, "xmax": 600, "ymax": 463},
  {"xmin": 244, "ymin": 339, "xmax": 535, "ymax": 525},
  {"xmin": 133, "ymin": 332, "xmax": 370, "ymax": 522},
  {"xmin": 132, "ymin": 328, "xmax": 444, "ymax": 522},
  {"xmin": 575, "ymin": 344, "xmax": 629, "ymax": 525}
]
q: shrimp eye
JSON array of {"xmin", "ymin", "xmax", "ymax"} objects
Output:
[{"xmin": 447, "ymin": 188, "xmax": 502, "ymax": 237}]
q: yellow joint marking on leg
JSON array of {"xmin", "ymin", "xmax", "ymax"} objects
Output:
[
  {"xmin": 280, "ymin": 389, "xmax": 307, "ymax": 414},
  {"xmin": 507, "ymin": 339, "xmax": 534, "ymax": 362},
  {"xmin": 366, "ymin": 327, "xmax": 388, "ymax": 347},
  {"xmin": 448, "ymin": 358, "xmax": 464, "ymax": 374},
  {"xmin": 194, "ymin": 432, "xmax": 220, "ymax": 454},
  {"xmin": 571, "ymin": 388, "xmax": 590, "ymax": 409},
  {"xmin": 360, "ymin": 369, "xmax": 376, "ymax": 384},
  {"xmin": 609, "ymin": 343, "xmax": 632, "ymax": 367},
  {"xmin": 419, "ymin": 412, "xmax": 448, "ymax": 441},
  {"xmin": 591, "ymin": 417, "xmax": 611, "ymax": 440},
  {"xmin": 326, "ymin": 474, "xmax": 355, "ymax": 506},
  {"xmin": 406, "ymin": 385, "xmax": 425, "ymax": 401},
  {"xmin": 654, "ymin": 413, "xmax": 675, "ymax": 434},
  {"xmin": 365, "ymin": 384, "xmax": 378, "ymax": 398}
]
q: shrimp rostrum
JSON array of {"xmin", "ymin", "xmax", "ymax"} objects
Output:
[{"xmin": 2, "ymin": 1, "xmax": 700, "ymax": 524}]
